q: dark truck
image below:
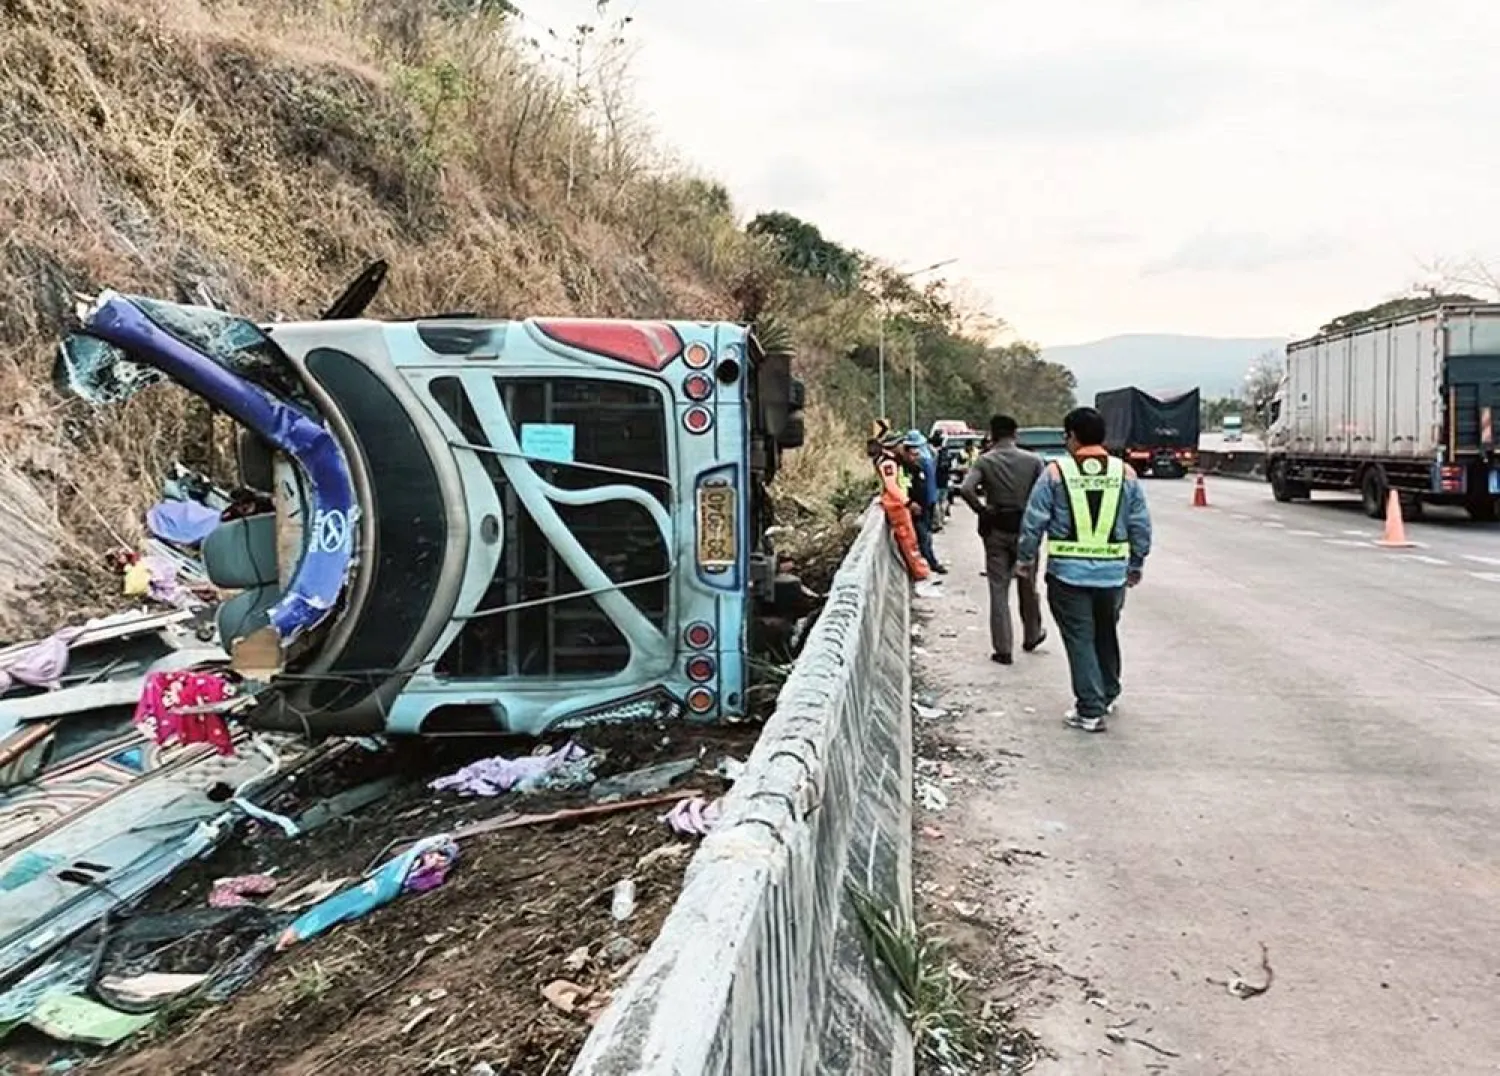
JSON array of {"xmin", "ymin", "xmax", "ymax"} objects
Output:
[{"xmin": 1095, "ymin": 386, "xmax": 1201, "ymax": 478}]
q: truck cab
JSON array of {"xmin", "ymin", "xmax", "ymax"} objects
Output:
[{"xmin": 1222, "ymin": 414, "xmax": 1243, "ymax": 442}]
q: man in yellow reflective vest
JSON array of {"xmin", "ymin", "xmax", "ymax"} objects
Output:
[{"xmin": 1016, "ymin": 406, "xmax": 1153, "ymax": 733}]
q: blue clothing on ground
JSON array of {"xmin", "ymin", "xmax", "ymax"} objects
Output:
[{"xmin": 1017, "ymin": 453, "xmax": 1153, "ymax": 589}]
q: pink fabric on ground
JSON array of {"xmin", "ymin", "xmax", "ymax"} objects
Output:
[{"xmin": 133, "ymin": 669, "xmax": 237, "ymax": 755}]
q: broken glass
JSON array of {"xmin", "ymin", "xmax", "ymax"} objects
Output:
[
  {"xmin": 130, "ymin": 297, "xmax": 314, "ymax": 409},
  {"xmin": 55, "ymin": 333, "xmax": 165, "ymax": 405}
]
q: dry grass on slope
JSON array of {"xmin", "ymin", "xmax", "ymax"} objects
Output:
[{"xmin": 0, "ymin": 0, "xmax": 869, "ymax": 641}]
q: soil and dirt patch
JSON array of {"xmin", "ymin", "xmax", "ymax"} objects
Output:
[{"xmin": 909, "ymin": 597, "xmax": 1045, "ymax": 1074}]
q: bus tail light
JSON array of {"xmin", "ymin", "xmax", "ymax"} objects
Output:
[
  {"xmin": 684, "ymin": 341, "xmax": 712, "ymax": 369},
  {"xmin": 684, "ymin": 406, "xmax": 713, "ymax": 434},
  {"xmin": 684, "ymin": 621, "xmax": 715, "ymax": 649},
  {"xmin": 686, "ymin": 655, "xmax": 715, "ymax": 682},
  {"xmin": 683, "ymin": 373, "xmax": 714, "ymax": 401},
  {"xmin": 685, "ymin": 687, "xmax": 716, "ymax": 714}
]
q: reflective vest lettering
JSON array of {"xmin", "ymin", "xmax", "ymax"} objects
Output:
[{"xmin": 1049, "ymin": 455, "xmax": 1130, "ymax": 560}]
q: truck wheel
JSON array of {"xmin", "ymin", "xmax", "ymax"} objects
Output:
[
  {"xmin": 1270, "ymin": 461, "xmax": 1294, "ymax": 502},
  {"xmin": 1270, "ymin": 462, "xmax": 1309, "ymax": 502},
  {"xmin": 1360, "ymin": 468, "xmax": 1388, "ymax": 520},
  {"xmin": 1466, "ymin": 498, "xmax": 1498, "ymax": 522}
]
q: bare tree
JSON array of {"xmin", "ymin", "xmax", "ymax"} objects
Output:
[
  {"xmin": 1418, "ymin": 256, "xmax": 1500, "ymax": 299},
  {"xmin": 1245, "ymin": 349, "xmax": 1284, "ymax": 433}
]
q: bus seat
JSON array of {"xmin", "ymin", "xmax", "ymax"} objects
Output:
[
  {"xmin": 202, "ymin": 514, "xmax": 279, "ymax": 589},
  {"xmin": 216, "ymin": 585, "xmax": 282, "ymax": 648}
]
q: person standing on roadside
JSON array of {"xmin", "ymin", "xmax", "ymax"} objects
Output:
[
  {"xmin": 930, "ymin": 431, "xmax": 952, "ymax": 531},
  {"xmin": 898, "ymin": 430, "xmax": 946, "ymax": 574},
  {"xmin": 959, "ymin": 415, "xmax": 1047, "ymax": 665},
  {"xmin": 1016, "ymin": 406, "xmax": 1152, "ymax": 733}
]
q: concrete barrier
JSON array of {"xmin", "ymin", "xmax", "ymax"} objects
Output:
[
  {"xmin": 1199, "ymin": 447, "xmax": 1266, "ymax": 481},
  {"xmin": 571, "ymin": 508, "xmax": 914, "ymax": 1076}
]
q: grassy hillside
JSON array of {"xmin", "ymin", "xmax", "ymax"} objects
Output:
[{"xmin": 0, "ymin": 0, "xmax": 1073, "ymax": 641}]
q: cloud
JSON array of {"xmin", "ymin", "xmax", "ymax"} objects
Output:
[
  {"xmin": 528, "ymin": 0, "xmax": 1500, "ymax": 342},
  {"xmin": 851, "ymin": 46, "xmax": 1251, "ymax": 141},
  {"xmin": 1141, "ymin": 232, "xmax": 1346, "ymax": 276},
  {"xmin": 754, "ymin": 156, "xmax": 829, "ymax": 209}
]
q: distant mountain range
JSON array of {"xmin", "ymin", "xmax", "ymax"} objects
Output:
[{"xmin": 1041, "ymin": 334, "xmax": 1289, "ymax": 405}]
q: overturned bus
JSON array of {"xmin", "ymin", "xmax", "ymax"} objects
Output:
[{"xmin": 56, "ymin": 264, "xmax": 807, "ymax": 737}]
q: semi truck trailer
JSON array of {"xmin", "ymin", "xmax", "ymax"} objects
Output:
[
  {"xmin": 1095, "ymin": 386, "xmax": 1201, "ymax": 478},
  {"xmin": 1264, "ymin": 303, "xmax": 1500, "ymax": 520}
]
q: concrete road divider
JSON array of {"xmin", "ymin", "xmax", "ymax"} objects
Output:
[
  {"xmin": 1198, "ymin": 447, "xmax": 1266, "ymax": 480},
  {"xmin": 571, "ymin": 507, "xmax": 915, "ymax": 1076}
]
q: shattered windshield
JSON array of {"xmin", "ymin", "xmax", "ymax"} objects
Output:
[
  {"xmin": 56, "ymin": 334, "xmax": 166, "ymax": 405},
  {"xmin": 131, "ymin": 297, "xmax": 313, "ymax": 408},
  {"xmin": 57, "ymin": 296, "xmax": 313, "ymax": 409}
]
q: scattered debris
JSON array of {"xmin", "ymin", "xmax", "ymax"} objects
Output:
[
  {"xmin": 276, "ymin": 835, "xmax": 460, "ymax": 950},
  {"xmin": 715, "ymin": 755, "xmax": 747, "ymax": 782},
  {"xmin": 542, "ymin": 978, "xmax": 591, "ymax": 1015},
  {"xmin": 662, "ymin": 795, "xmax": 721, "ymax": 836},
  {"xmin": 209, "ymin": 873, "xmax": 279, "ymax": 908},
  {"xmin": 1209, "ymin": 941, "xmax": 1275, "ymax": 999},
  {"xmin": 916, "ymin": 779, "xmax": 950, "ymax": 812},
  {"xmin": 1105, "ymin": 1026, "xmax": 1182, "ymax": 1058},
  {"xmin": 22, "ymin": 993, "xmax": 155, "ymax": 1047},
  {"xmin": 610, "ymin": 878, "xmax": 637, "ymax": 921},
  {"xmin": 429, "ymin": 742, "xmax": 596, "ymax": 797},
  {"xmin": 914, "ymin": 702, "xmax": 949, "ymax": 720},
  {"xmin": 590, "ymin": 755, "xmax": 698, "ymax": 801}
]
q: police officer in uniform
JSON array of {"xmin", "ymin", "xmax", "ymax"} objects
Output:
[
  {"xmin": 959, "ymin": 414, "xmax": 1047, "ymax": 665},
  {"xmin": 1016, "ymin": 407, "xmax": 1153, "ymax": 733}
]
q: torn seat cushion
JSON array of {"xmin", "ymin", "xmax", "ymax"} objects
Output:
[
  {"xmin": 216, "ymin": 586, "xmax": 281, "ymax": 647},
  {"xmin": 202, "ymin": 514, "xmax": 278, "ymax": 590}
]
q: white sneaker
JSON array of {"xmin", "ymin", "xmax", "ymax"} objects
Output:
[{"xmin": 1063, "ymin": 709, "xmax": 1107, "ymax": 733}]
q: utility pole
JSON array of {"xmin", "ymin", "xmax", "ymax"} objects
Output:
[{"xmin": 876, "ymin": 258, "xmax": 956, "ymax": 431}]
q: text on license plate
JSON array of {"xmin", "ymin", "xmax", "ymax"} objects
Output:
[{"xmin": 696, "ymin": 485, "xmax": 736, "ymax": 569}]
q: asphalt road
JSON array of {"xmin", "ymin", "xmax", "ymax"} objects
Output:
[{"xmin": 916, "ymin": 475, "xmax": 1500, "ymax": 1075}]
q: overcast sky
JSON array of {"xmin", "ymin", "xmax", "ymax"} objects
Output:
[{"xmin": 525, "ymin": 1, "xmax": 1500, "ymax": 346}]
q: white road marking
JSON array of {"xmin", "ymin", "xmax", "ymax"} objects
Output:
[
  {"xmin": 1262, "ymin": 521, "xmax": 1286, "ymax": 528},
  {"xmin": 1324, "ymin": 538, "xmax": 1370, "ymax": 547},
  {"xmin": 1393, "ymin": 554, "xmax": 1449, "ymax": 566},
  {"xmin": 1341, "ymin": 529, "xmax": 1369, "ymax": 537},
  {"xmin": 1462, "ymin": 554, "xmax": 1500, "ymax": 567},
  {"xmin": 1468, "ymin": 571, "xmax": 1500, "ymax": 583},
  {"xmin": 1288, "ymin": 529, "xmax": 1326, "ymax": 537},
  {"xmin": 1231, "ymin": 514, "xmax": 1252, "ymax": 522}
]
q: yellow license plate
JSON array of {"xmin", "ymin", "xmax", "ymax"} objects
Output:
[{"xmin": 696, "ymin": 484, "xmax": 736, "ymax": 569}]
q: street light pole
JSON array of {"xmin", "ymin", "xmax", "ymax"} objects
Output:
[{"xmin": 895, "ymin": 258, "xmax": 957, "ymax": 431}]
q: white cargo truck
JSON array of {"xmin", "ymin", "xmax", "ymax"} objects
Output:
[{"xmin": 1264, "ymin": 303, "xmax": 1500, "ymax": 519}]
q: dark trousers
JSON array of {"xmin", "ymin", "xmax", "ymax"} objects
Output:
[
  {"xmin": 913, "ymin": 507, "xmax": 941, "ymax": 569},
  {"xmin": 982, "ymin": 532, "xmax": 1042, "ymax": 657},
  {"xmin": 1046, "ymin": 577, "xmax": 1126, "ymax": 719}
]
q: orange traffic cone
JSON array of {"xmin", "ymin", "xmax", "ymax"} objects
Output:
[
  {"xmin": 1376, "ymin": 489, "xmax": 1415, "ymax": 548},
  {"xmin": 1191, "ymin": 474, "xmax": 1209, "ymax": 508}
]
